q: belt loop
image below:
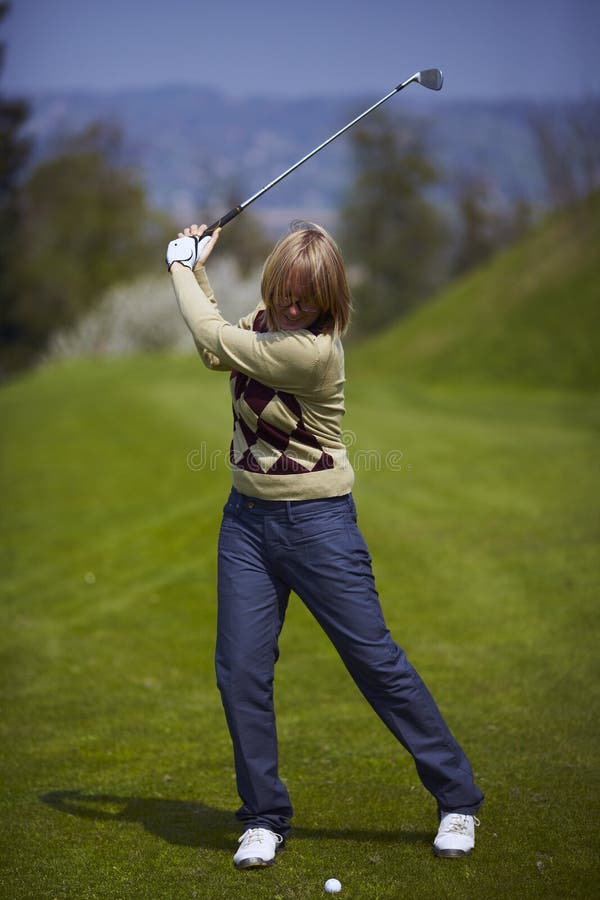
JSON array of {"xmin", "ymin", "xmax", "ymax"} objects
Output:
[
  {"xmin": 231, "ymin": 488, "xmax": 243, "ymax": 516},
  {"xmin": 286, "ymin": 500, "xmax": 296, "ymax": 524}
]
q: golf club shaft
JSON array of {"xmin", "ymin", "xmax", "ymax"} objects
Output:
[{"xmin": 203, "ymin": 71, "xmax": 437, "ymax": 234}]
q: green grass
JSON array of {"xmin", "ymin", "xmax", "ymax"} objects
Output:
[
  {"xmin": 2, "ymin": 194, "xmax": 600, "ymax": 897},
  {"xmin": 350, "ymin": 190, "xmax": 600, "ymax": 391},
  {"xmin": 1, "ymin": 350, "xmax": 598, "ymax": 899}
]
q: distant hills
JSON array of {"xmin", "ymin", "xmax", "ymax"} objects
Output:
[
  {"xmin": 349, "ymin": 189, "xmax": 600, "ymax": 391},
  {"xmin": 23, "ymin": 85, "xmax": 557, "ymax": 232}
]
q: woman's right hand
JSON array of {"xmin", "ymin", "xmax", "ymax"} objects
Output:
[{"xmin": 178, "ymin": 223, "xmax": 221, "ymax": 269}]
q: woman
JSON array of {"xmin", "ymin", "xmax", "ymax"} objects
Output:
[{"xmin": 167, "ymin": 221, "xmax": 483, "ymax": 869}]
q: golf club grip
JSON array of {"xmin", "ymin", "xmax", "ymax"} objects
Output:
[{"xmin": 203, "ymin": 205, "xmax": 243, "ymax": 236}]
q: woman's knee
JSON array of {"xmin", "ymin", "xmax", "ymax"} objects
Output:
[
  {"xmin": 341, "ymin": 640, "xmax": 415, "ymax": 689},
  {"xmin": 215, "ymin": 652, "xmax": 274, "ymax": 703}
]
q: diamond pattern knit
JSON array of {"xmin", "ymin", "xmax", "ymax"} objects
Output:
[{"xmin": 229, "ymin": 311, "xmax": 335, "ymax": 476}]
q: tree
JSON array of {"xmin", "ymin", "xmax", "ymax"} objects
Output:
[
  {"xmin": 208, "ymin": 181, "xmax": 272, "ymax": 276},
  {"xmin": 530, "ymin": 98, "xmax": 600, "ymax": 209},
  {"xmin": 1, "ymin": 122, "xmax": 172, "ymax": 374},
  {"xmin": 0, "ymin": 1, "xmax": 32, "ymax": 374},
  {"xmin": 0, "ymin": 3, "xmax": 29, "ymax": 207},
  {"xmin": 339, "ymin": 111, "xmax": 447, "ymax": 335},
  {"xmin": 452, "ymin": 176, "xmax": 531, "ymax": 276}
]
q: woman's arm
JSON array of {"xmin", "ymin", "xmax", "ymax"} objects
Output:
[
  {"xmin": 171, "ymin": 225, "xmax": 263, "ymax": 372},
  {"xmin": 190, "ymin": 267, "xmax": 231, "ymax": 371},
  {"xmin": 170, "ymin": 264, "xmax": 322, "ymax": 394},
  {"xmin": 192, "ymin": 269, "xmax": 266, "ymax": 370}
]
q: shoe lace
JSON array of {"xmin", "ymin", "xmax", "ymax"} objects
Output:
[
  {"xmin": 239, "ymin": 827, "xmax": 283, "ymax": 847},
  {"xmin": 442, "ymin": 814, "xmax": 480, "ymax": 835}
]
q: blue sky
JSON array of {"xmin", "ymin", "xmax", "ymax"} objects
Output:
[{"xmin": 2, "ymin": 0, "xmax": 599, "ymax": 100}]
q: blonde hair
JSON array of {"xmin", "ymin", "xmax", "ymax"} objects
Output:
[{"xmin": 261, "ymin": 222, "xmax": 352, "ymax": 336}]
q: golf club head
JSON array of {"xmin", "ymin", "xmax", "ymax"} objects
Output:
[{"xmin": 417, "ymin": 68, "xmax": 444, "ymax": 91}]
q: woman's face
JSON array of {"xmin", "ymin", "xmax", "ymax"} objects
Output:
[{"xmin": 273, "ymin": 297, "xmax": 320, "ymax": 331}]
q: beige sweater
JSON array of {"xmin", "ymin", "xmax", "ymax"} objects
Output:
[{"xmin": 171, "ymin": 264, "xmax": 354, "ymax": 500}]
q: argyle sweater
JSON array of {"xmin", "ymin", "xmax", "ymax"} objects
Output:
[{"xmin": 171, "ymin": 264, "xmax": 354, "ymax": 500}]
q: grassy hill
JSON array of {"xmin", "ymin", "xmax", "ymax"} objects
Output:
[
  {"xmin": 1, "ymin": 198, "xmax": 599, "ymax": 898},
  {"xmin": 350, "ymin": 190, "xmax": 600, "ymax": 391}
]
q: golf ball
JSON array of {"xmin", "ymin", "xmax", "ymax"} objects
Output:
[{"xmin": 324, "ymin": 878, "xmax": 342, "ymax": 893}]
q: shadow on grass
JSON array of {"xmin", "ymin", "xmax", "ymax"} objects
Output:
[{"xmin": 40, "ymin": 790, "xmax": 429, "ymax": 849}]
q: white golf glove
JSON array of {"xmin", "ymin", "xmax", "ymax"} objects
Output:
[{"xmin": 166, "ymin": 234, "xmax": 212, "ymax": 271}]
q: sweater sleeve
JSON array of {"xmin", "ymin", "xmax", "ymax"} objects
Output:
[
  {"xmin": 193, "ymin": 266, "xmax": 217, "ymax": 304},
  {"xmin": 192, "ymin": 268, "xmax": 267, "ymax": 371},
  {"xmin": 171, "ymin": 264, "xmax": 322, "ymax": 393},
  {"xmin": 188, "ymin": 267, "xmax": 227, "ymax": 370}
]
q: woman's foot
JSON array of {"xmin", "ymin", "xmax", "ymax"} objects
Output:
[
  {"xmin": 433, "ymin": 813, "xmax": 479, "ymax": 857},
  {"xmin": 233, "ymin": 828, "xmax": 284, "ymax": 868}
]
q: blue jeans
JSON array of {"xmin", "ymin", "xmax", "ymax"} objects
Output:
[{"xmin": 215, "ymin": 488, "xmax": 484, "ymax": 838}]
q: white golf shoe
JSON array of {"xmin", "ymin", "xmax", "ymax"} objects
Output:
[
  {"xmin": 433, "ymin": 813, "xmax": 479, "ymax": 857},
  {"xmin": 233, "ymin": 827, "xmax": 284, "ymax": 869}
]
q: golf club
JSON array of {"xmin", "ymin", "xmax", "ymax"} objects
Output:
[{"xmin": 202, "ymin": 68, "xmax": 443, "ymax": 235}]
